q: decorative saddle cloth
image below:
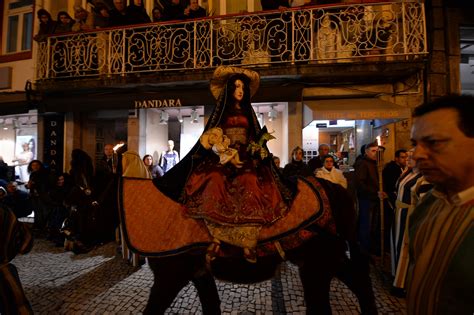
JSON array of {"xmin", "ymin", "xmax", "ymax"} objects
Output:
[{"xmin": 119, "ymin": 177, "xmax": 335, "ymax": 257}]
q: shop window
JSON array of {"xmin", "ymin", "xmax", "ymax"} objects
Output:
[{"xmin": 3, "ymin": 0, "xmax": 34, "ymax": 54}]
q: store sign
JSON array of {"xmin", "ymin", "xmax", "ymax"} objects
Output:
[
  {"xmin": 316, "ymin": 123, "xmax": 327, "ymax": 128},
  {"xmin": 43, "ymin": 114, "xmax": 64, "ymax": 172},
  {"xmin": 134, "ymin": 98, "xmax": 182, "ymax": 109}
]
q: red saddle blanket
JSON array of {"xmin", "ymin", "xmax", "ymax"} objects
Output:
[{"xmin": 120, "ymin": 177, "xmax": 335, "ymax": 257}]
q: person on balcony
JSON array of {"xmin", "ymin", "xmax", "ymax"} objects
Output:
[
  {"xmin": 72, "ymin": 6, "xmax": 94, "ymax": 32},
  {"xmin": 162, "ymin": 0, "xmax": 185, "ymax": 21},
  {"xmin": 33, "ymin": 9, "xmax": 57, "ymax": 42},
  {"xmin": 126, "ymin": 0, "xmax": 151, "ymax": 24},
  {"xmin": 54, "ymin": 11, "xmax": 75, "ymax": 34},
  {"xmin": 93, "ymin": 2, "xmax": 111, "ymax": 28},
  {"xmin": 183, "ymin": 0, "xmax": 206, "ymax": 20},
  {"xmin": 152, "ymin": 7, "xmax": 164, "ymax": 22},
  {"xmin": 109, "ymin": 0, "xmax": 131, "ymax": 26}
]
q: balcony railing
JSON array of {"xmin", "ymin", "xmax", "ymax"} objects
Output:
[{"xmin": 36, "ymin": 1, "xmax": 426, "ymax": 80}]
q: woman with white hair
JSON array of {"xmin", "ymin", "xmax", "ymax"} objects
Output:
[{"xmin": 315, "ymin": 155, "xmax": 347, "ymax": 189}]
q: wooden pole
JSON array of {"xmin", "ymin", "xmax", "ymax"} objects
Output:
[{"xmin": 376, "ymin": 147, "xmax": 385, "ymax": 267}]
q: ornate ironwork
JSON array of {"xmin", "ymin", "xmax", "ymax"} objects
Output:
[{"xmin": 36, "ymin": 1, "xmax": 427, "ymax": 80}]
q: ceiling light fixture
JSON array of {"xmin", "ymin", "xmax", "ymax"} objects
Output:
[
  {"xmin": 177, "ymin": 110, "xmax": 184, "ymax": 123},
  {"xmin": 160, "ymin": 110, "xmax": 169, "ymax": 124},
  {"xmin": 190, "ymin": 108, "xmax": 198, "ymax": 124},
  {"xmin": 268, "ymin": 106, "xmax": 278, "ymax": 122}
]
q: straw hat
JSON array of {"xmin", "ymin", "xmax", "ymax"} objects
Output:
[{"xmin": 210, "ymin": 66, "xmax": 260, "ymax": 101}]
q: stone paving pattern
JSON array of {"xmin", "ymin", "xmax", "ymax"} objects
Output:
[{"xmin": 13, "ymin": 239, "xmax": 406, "ymax": 314}]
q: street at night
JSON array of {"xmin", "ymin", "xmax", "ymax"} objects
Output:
[{"xmin": 13, "ymin": 237, "xmax": 405, "ymax": 314}]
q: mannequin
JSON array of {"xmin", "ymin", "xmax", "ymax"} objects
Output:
[{"xmin": 159, "ymin": 140, "xmax": 180, "ymax": 173}]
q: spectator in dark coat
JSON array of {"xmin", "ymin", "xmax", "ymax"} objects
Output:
[
  {"xmin": 382, "ymin": 149, "xmax": 408, "ymax": 205},
  {"xmin": 126, "ymin": 0, "xmax": 151, "ymax": 24},
  {"xmin": 152, "ymin": 7, "xmax": 164, "ymax": 22},
  {"xmin": 0, "ymin": 156, "xmax": 11, "ymax": 182},
  {"xmin": 109, "ymin": 0, "xmax": 131, "ymax": 26},
  {"xmin": 162, "ymin": 0, "xmax": 185, "ymax": 21},
  {"xmin": 354, "ymin": 142, "xmax": 385, "ymax": 254},
  {"xmin": 33, "ymin": 9, "xmax": 57, "ymax": 42},
  {"xmin": 282, "ymin": 146, "xmax": 312, "ymax": 178},
  {"xmin": 261, "ymin": 0, "xmax": 290, "ymax": 10},
  {"xmin": 54, "ymin": 11, "xmax": 75, "ymax": 34},
  {"xmin": 26, "ymin": 160, "xmax": 51, "ymax": 231},
  {"xmin": 184, "ymin": 0, "xmax": 206, "ymax": 19},
  {"xmin": 307, "ymin": 143, "xmax": 330, "ymax": 173},
  {"xmin": 4, "ymin": 182, "xmax": 33, "ymax": 219},
  {"xmin": 93, "ymin": 2, "xmax": 111, "ymax": 28}
]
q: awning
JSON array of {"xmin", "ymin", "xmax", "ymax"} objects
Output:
[
  {"xmin": 303, "ymin": 98, "xmax": 412, "ymax": 126},
  {"xmin": 0, "ymin": 92, "xmax": 31, "ymax": 115},
  {"xmin": 37, "ymin": 79, "xmax": 304, "ymax": 112}
]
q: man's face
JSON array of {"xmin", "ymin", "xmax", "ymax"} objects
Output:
[
  {"xmin": 167, "ymin": 141, "xmax": 174, "ymax": 151},
  {"xmin": 319, "ymin": 145, "xmax": 329, "ymax": 157},
  {"xmin": 365, "ymin": 146, "xmax": 378, "ymax": 160},
  {"xmin": 273, "ymin": 157, "xmax": 280, "ymax": 167},
  {"xmin": 59, "ymin": 15, "xmax": 70, "ymax": 24},
  {"xmin": 395, "ymin": 152, "xmax": 408, "ymax": 167},
  {"xmin": 411, "ymin": 108, "xmax": 474, "ymax": 189},
  {"xmin": 40, "ymin": 15, "xmax": 49, "ymax": 24},
  {"xmin": 104, "ymin": 145, "xmax": 114, "ymax": 158},
  {"xmin": 7, "ymin": 183, "xmax": 17, "ymax": 193},
  {"xmin": 114, "ymin": 0, "xmax": 125, "ymax": 11},
  {"xmin": 190, "ymin": 0, "xmax": 199, "ymax": 10}
]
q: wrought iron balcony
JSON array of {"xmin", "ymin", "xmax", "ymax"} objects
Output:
[{"xmin": 35, "ymin": 1, "xmax": 426, "ymax": 81}]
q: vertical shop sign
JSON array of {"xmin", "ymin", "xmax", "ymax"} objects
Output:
[{"xmin": 43, "ymin": 114, "xmax": 64, "ymax": 173}]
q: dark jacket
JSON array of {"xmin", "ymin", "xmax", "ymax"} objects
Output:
[
  {"xmin": 261, "ymin": 0, "xmax": 290, "ymax": 10},
  {"xmin": 354, "ymin": 156, "xmax": 379, "ymax": 201},
  {"xmin": 162, "ymin": 2, "xmax": 185, "ymax": 21},
  {"xmin": 282, "ymin": 160, "xmax": 312, "ymax": 178},
  {"xmin": 382, "ymin": 160, "xmax": 404, "ymax": 202},
  {"xmin": 109, "ymin": 9, "xmax": 131, "ymax": 26},
  {"xmin": 185, "ymin": 6, "xmax": 206, "ymax": 19},
  {"xmin": 126, "ymin": 4, "xmax": 151, "ymax": 24}
]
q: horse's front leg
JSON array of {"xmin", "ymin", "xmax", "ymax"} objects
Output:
[
  {"xmin": 144, "ymin": 257, "xmax": 194, "ymax": 315},
  {"xmin": 336, "ymin": 243, "xmax": 377, "ymax": 315},
  {"xmin": 297, "ymin": 237, "xmax": 341, "ymax": 315},
  {"xmin": 192, "ymin": 268, "xmax": 221, "ymax": 315}
]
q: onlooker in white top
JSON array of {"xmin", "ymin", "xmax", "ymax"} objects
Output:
[{"xmin": 315, "ymin": 155, "xmax": 347, "ymax": 188}]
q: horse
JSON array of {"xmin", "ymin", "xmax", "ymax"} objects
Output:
[{"xmin": 120, "ymin": 175, "xmax": 377, "ymax": 314}]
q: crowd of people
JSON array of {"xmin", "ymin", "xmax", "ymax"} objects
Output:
[
  {"xmin": 1, "ymin": 63, "xmax": 471, "ymax": 314},
  {"xmin": 34, "ymin": 0, "xmax": 208, "ymax": 41},
  {"xmin": 0, "ymin": 140, "xmax": 180, "ymax": 253}
]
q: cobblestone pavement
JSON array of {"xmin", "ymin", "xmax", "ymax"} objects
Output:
[{"xmin": 13, "ymin": 238, "xmax": 406, "ymax": 314}]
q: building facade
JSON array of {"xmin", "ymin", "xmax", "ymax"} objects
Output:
[{"xmin": 1, "ymin": 0, "xmax": 472, "ymax": 174}]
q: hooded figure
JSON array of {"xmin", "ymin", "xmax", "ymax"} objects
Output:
[
  {"xmin": 33, "ymin": 9, "xmax": 57, "ymax": 42},
  {"xmin": 153, "ymin": 66, "xmax": 293, "ymax": 263},
  {"xmin": 126, "ymin": 0, "xmax": 151, "ymax": 24}
]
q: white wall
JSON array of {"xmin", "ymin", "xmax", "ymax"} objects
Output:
[
  {"xmin": 145, "ymin": 109, "xmax": 169, "ymax": 164},
  {"xmin": 180, "ymin": 117, "xmax": 204, "ymax": 158}
]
